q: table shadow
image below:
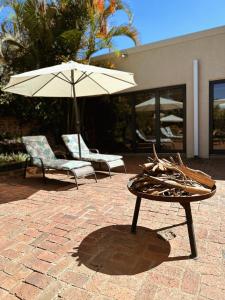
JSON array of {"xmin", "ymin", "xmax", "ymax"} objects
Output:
[{"xmin": 72, "ymin": 225, "xmax": 188, "ymax": 275}]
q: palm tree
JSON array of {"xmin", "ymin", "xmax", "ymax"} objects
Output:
[
  {"xmin": 1, "ymin": 0, "xmax": 139, "ymax": 67},
  {"xmin": 81, "ymin": 0, "xmax": 139, "ymax": 62},
  {"xmin": 0, "ymin": 0, "xmax": 89, "ymax": 70}
]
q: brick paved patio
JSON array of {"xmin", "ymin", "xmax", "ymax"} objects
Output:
[{"xmin": 0, "ymin": 155, "xmax": 224, "ymax": 300}]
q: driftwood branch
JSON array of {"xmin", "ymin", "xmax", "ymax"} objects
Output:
[{"xmin": 130, "ymin": 145, "xmax": 215, "ymax": 197}]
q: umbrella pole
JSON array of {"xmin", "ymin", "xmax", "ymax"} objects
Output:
[{"xmin": 71, "ymin": 70, "xmax": 81, "ymax": 159}]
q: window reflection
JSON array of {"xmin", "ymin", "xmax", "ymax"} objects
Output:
[
  {"xmin": 212, "ymin": 82, "xmax": 225, "ymax": 151},
  {"xmin": 159, "ymin": 88, "xmax": 184, "ymax": 152},
  {"xmin": 135, "ymin": 92, "xmax": 156, "ymax": 152},
  {"xmin": 135, "ymin": 86, "xmax": 185, "ymax": 152},
  {"xmin": 84, "ymin": 85, "xmax": 185, "ymax": 153}
]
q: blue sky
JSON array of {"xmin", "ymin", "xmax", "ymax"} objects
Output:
[
  {"xmin": 1, "ymin": 0, "xmax": 225, "ymax": 52},
  {"xmin": 111, "ymin": 0, "xmax": 225, "ymax": 50}
]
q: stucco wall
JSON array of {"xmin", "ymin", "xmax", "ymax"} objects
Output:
[{"xmin": 93, "ymin": 26, "xmax": 225, "ymax": 158}]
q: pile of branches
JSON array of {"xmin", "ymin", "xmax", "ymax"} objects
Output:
[{"xmin": 130, "ymin": 146, "xmax": 215, "ymax": 197}]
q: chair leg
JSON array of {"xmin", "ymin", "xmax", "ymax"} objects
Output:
[
  {"xmin": 105, "ymin": 162, "xmax": 111, "ymax": 178},
  {"xmin": 74, "ymin": 175, "xmax": 78, "ymax": 190},
  {"xmin": 23, "ymin": 157, "xmax": 30, "ymax": 179},
  {"xmin": 123, "ymin": 161, "xmax": 127, "ymax": 173},
  {"xmin": 40, "ymin": 162, "xmax": 46, "ymax": 184},
  {"xmin": 94, "ymin": 172, "xmax": 98, "ymax": 183}
]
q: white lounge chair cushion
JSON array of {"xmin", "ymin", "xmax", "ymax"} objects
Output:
[
  {"xmin": 38, "ymin": 159, "xmax": 91, "ymax": 170},
  {"xmin": 71, "ymin": 152, "xmax": 123, "ymax": 163},
  {"xmin": 62, "ymin": 134, "xmax": 123, "ymax": 163}
]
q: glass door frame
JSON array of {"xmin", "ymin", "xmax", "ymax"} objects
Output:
[
  {"xmin": 156, "ymin": 85, "xmax": 186, "ymax": 153},
  {"xmin": 209, "ymin": 79, "xmax": 225, "ymax": 154},
  {"xmin": 120, "ymin": 84, "xmax": 186, "ymax": 153}
]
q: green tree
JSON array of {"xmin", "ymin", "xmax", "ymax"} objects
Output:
[
  {"xmin": 0, "ymin": 0, "xmax": 90, "ymax": 136},
  {"xmin": 83, "ymin": 0, "xmax": 139, "ymax": 62},
  {"xmin": 0, "ymin": 0, "xmax": 139, "ymax": 138},
  {"xmin": 0, "ymin": 0, "xmax": 89, "ymax": 70},
  {"xmin": 1, "ymin": 0, "xmax": 139, "ymax": 68}
]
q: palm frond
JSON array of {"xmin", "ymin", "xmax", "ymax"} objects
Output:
[
  {"xmin": 104, "ymin": 0, "xmax": 133, "ymax": 24},
  {"xmin": 107, "ymin": 25, "xmax": 139, "ymax": 45},
  {"xmin": 2, "ymin": 35, "xmax": 24, "ymax": 49},
  {"xmin": 59, "ymin": 29, "xmax": 83, "ymax": 50}
]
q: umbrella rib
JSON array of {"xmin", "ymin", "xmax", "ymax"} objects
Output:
[
  {"xmin": 2, "ymin": 75, "xmax": 41, "ymax": 90},
  {"xmin": 86, "ymin": 73, "xmax": 110, "ymax": 94},
  {"xmin": 53, "ymin": 73, "xmax": 71, "ymax": 84},
  {"xmin": 103, "ymin": 73, "xmax": 136, "ymax": 85},
  {"xmin": 32, "ymin": 72, "xmax": 61, "ymax": 96},
  {"xmin": 59, "ymin": 70, "xmax": 88, "ymax": 85},
  {"xmin": 74, "ymin": 72, "xmax": 88, "ymax": 84},
  {"xmin": 59, "ymin": 72, "xmax": 71, "ymax": 83}
]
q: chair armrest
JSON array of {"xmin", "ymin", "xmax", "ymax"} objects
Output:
[
  {"xmin": 89, "ymin": 148, "xmax": 99, "ymax": 153},
  {"xmin": 28, "ymin": 156, "xmax": 45, "ymax": 167}
]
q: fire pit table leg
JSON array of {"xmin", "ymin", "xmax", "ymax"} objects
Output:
[
  {"xmin": 131, "ymin": 196, "xmax": 142, "ymax": 234},
  {"xmin": 180, "ymin": 202, "xmax": 198, "ymax": 259}
]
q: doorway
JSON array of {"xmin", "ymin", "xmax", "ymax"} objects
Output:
[
  {"xmin": 135, "ymin": 85, "xmax": 186, "ymax": 152},
  {"xmin": 209, "ymin": 80, "xmax": 225, "ymax": 153}
]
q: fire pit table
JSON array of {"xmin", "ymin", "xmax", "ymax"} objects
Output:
[{"xmin": 128, "ymin": 179, "xmax": 216, "ymax": 258}]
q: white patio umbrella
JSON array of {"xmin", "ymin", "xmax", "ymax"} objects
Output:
[
  {"xmin": 218, "ymin": 103, "xmax": 225, "ymax": 109},
  {"xmin": 135, "ymin": 97, "xmax": 183, "ymax": 112},
  {"xmin": 213, "ymin": 98, "xmax": 225, "ymax": 106},
  {"xmin": 160, "ymin": 114, "xmax": 183, "ymax": 123},
  {"xmin": 2, "ymin": 61, "xmax": 136, "ymax": 157}
]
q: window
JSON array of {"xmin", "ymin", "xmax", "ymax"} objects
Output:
[
  {"xmin": 134, "ymin": 85, "xmax": 186, "ymax": 152},
  {"xmin": 83, "ymin": 85, "xmax": 186, "ymax": 153},
  {"xmin": 209, "ymin": 80, "xmax": 225, "ymax": 153}
]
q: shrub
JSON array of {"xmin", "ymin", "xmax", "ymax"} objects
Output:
[{"xmin": 0, "ymin": 152, "xmax": 28, "ymax": 166}]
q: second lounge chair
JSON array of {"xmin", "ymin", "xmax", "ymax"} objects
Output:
[
  {"xmin": 62, "ymin": 134, "xmax": 126, "ymax": 177},
  {"xmin": 22, "ymin": 136, "xmax": 97, "ymax": 189}
]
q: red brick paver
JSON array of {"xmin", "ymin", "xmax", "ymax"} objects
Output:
[{"xmin": 0, "ymin": 155, "xmax": 224, "ymax": 299}]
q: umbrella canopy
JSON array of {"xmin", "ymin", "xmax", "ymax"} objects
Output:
[
  {"xmin": 2, "ymin": 61, "xmax": 136, "ymax": 157},
  {"xmin": 218, "ymin": 103, "xmax": 225, "ymax": 109},
  {"xmin": 213, "ymin": 98, "xmax": 225, "ymax": 106},
  {"xmin": 160, "ymin": 114, "xmax": 183, "ymax": 123},
  {"xmin": 135, "ymin": 97, "xmax": 183, "ymax": 112}
]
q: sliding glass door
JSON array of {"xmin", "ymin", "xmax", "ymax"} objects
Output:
[
  {"xmin": 135, "ymin": 90, "xmax": 157, "ymax": 152},
  {"xmin": 159, "ymin": 87, "xmax": 185, "ymax": 152},
  {"xmin": 84, "ymin": 85, "xmax": 186, "ymax": 153},
  {"xmin": 135, "ymin": 85, "xmax": 186, "ymax": 152}
]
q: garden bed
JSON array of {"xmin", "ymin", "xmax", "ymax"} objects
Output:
[
  {"xmin": 0, "ymin": 161, "xmax": 26, "ymax": 172},
  {"xmin": 0, "ymin": 152, "xmax": 28, "ymax": 172}
]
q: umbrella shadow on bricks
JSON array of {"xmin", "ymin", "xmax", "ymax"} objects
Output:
[
  {"xmin": 0, "ymin": 175, "xmax": 82, "ymax": 204},
  {"xmin": 71, "ymin": 225, "xmax": 175, "ymax": 275}
]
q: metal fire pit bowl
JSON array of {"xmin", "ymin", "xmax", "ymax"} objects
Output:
[{"xmin": 128, "ymin": 179, "xmax": 216, "ymax": 259}]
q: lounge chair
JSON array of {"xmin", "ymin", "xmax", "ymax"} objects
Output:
[
  {"xmin": 160, "ymin": 127, "xmax": 171, "ymax": 138},
  {"xmin": 165, "ymin": 126, "xmax": 183, "ymax": 139},
  {"xmin": 62, "ymin": 134, "xmax": 126, "ymax": 177},
  {"xmin": 136, "ymin": 129, "xmax": 174, "ymax": 146},
  {"xmin": 161, "ymin": 127, "xmax": 182, "ymax": 139},
  {"xmin": 22, "ymin": 136, "xmax": 97, "ymax": 189},
  {"xmin": 136, "ymin": 129, "xmax": 152, "ymax": 143}
]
